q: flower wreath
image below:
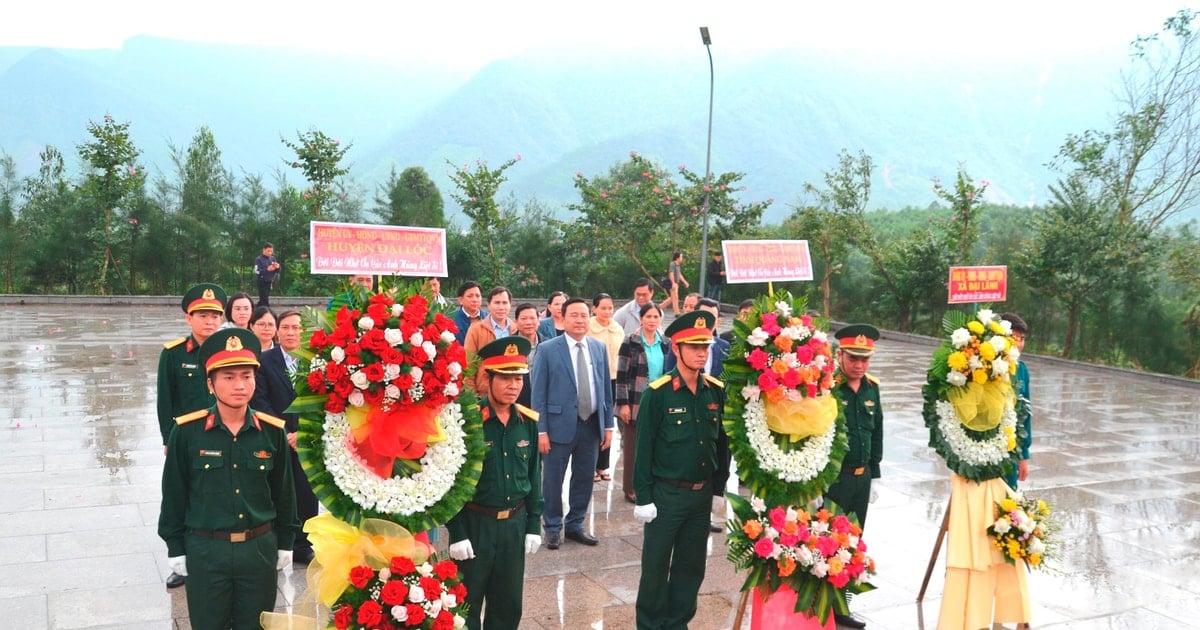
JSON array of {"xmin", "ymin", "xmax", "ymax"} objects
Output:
[
  {"xmin": 290, "ymin": 280, "xmax": 487, "ymax": 532},
  {"xmin": 922, "ymin": 308, "xmax": 1025, "ymax": 482},
  {"xmin": 722, "ymin": 290, "xmax": 848, "ymax": 506}
]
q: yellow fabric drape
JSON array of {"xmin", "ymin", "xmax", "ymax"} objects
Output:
[
  {"xmin": 763, "ymin": 394, "xmax": 838, "ymax": 442},
  {"xmin": 304, "ymin": 513, "xmax": 432, "ymax": 606},
  {"xmin": 937, "ymin": 474, "xmax": 1030, "ymax": 629},
  {"xmin": 946, "ymin": 379, "xmax": 1013, "ymax": 431}
]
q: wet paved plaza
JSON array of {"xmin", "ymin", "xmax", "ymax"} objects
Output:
[{"xmin": 1, "ymin": 302, "xmax": 1198, "ymax": 629}]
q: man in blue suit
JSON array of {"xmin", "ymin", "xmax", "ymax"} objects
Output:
[
  {"xmin": 531, "ymin": 297, "xmax": 614, "ymax": 549},
  {"xmin": 663, "ymin": 297, "xmax": 731, "ymax": 533}
]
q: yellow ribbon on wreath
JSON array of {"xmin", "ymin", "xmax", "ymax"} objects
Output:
[
  {"xmin": 303, "ymin": 513, "xmax": 432, "ymax": 607},
  {"xmin": 763, "ymin": 393, "xmax": 839, "ymax": 442},
  {"xmin": 947, "ymin": 379, "xmax": 1014, "ymax": 431}
]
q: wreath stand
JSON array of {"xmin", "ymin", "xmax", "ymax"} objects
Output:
[{"xmin": 917, "ymin": 496, "xmax": 951, "ymax": 602}]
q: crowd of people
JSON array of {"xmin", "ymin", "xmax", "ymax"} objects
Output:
[{"xmin": 154, "ymin": 272, "xmax": 1034, "ymax": 630}]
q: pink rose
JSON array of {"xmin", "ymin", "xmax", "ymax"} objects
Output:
[{"xmin": 753, "ymin": 537, "xmax": 775, "ymax": 558}]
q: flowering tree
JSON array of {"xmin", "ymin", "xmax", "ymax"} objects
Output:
[
  {"xmin": 283, "ymin": 129, "xmax": 351, "ymax": 219},
  {"xmin": 447, "ymin": 155, "xmax": 521, "ymax": 285}
]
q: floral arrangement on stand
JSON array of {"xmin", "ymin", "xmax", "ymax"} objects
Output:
[
  {"xmin": 722, "ymin": 290, "xmax": 847, "ymax": 505},
  {"xmin": 922, "ymin": 308, "xmax": 1026, "ymax": 482},
  {"xmin": 330, "ymin": 555, "xmax": 469, "ymax": 630},
  {"xmin": 726, "ymin": 494, "xmax": 876, "ymax": 624},
  {"xmin": 987, "ymin": 491, "xmax": 1055, "ymax": 570},
  {"xmin": 722, "ymin": 290, "xmax": 873, "ymax": 622},
  {"xmin": 290, "ymin": 279, "xmax": 487, "ymax": 532}
]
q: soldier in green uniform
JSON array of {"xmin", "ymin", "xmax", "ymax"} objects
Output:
[
  {"xmin": 158, "ymin": 327, "xmax": 299, "ymax": 630},
  {"xmin": 825, "ymin": 323, "xmax": 882, "ymax": 630},
  {"xmin": 157, "ymin": 282, "xmax": 227, "ymax": 588},
  {"xmin": 632, "ymin": 311, "xmax": 730, "ymax": 630},
  {"xmin": 446, "ymin": 336, "xmax": 544, "ymax": 630}
]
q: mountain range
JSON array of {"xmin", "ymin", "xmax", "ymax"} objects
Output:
[{"xmin": 0, "ymin": 36, "xmax": 1132, "ymax": 223}]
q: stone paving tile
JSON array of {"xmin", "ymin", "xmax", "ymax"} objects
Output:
[{"xmin": 2, "ymin": 306, "xmax": 1200, "ymax": 628}]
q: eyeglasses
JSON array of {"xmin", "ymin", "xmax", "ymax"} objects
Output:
[
  {"xmin": 1011, "ymin": 334, "xmax": 1026, "ymax": 342},
  {"xmin": 253, "ymin": 321, "xmax": 277, "ymax": 329}
]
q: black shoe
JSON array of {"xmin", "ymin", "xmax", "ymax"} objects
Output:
[
  {"xmin": 166, "ymin": 572, "xmax": 185, "ymax": 589},
  {"xmin": 293, "ymin": 547, "xmax": 315, "ymax": 565},
  {"xmin": 545, "ymin": 530, "xmax": 562, "ymax": 550},
  {"xmin": 709, "ymin": 521, "xmax": 723, "ymax": 533},
  {"xmin": 565, "ymin": 530, "xmax": 599, "ymax": 546},
  {"xmin": 834, "ymin": 612, "xmax": 866, "ymax": 629}
]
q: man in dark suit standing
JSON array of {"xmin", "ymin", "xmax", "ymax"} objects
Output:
[
  {"xmin": 250, "ymin": 310, "xmax": 318, "ymax": 565},
  {"xmin": 531, "ymin": 297, "xmax": 614, "ymax": 549}
]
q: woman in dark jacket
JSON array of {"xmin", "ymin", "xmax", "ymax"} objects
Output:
[{"xmin": 614, "ymin": 302, "xmax": 672, "ymax": 503}]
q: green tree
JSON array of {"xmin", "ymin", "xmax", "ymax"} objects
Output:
[
  {"xmin": 283, "ymin": 129, "xmax": 351, "ymax": 219},
  {"xmin": 376, "ymin": 166, "xmax": 445, "ymax": 228},
  {"xmin": 447, "ymin": 155, "xmax": 521, "ymax": 285},
  {"xmin": 931, "ymin": 168, "xmax": 989, "ymax": 264},
  {"xmin": 781, "ymin": 203, "xmax": 851, "ymax": 317},
  {"xmin": 77, "ymin": 114, "xmax": 145, "ymax": 293},
  {"xmin": 171, "ymin": 126, "xmax": 235, "ymax": 287},
  {"xmin": 0, "ymin": 152, "xmax": 18, "ymax": 292},
  {"xmin": 21, "ymin": 146, "xmax": 86, "ymax": 293}
]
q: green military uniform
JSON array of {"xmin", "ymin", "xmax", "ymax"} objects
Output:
[
  {"xmin": 826, "ymin": 324, "xmax": 883, "ymax": 529},
  {"xmin": 156, "ymin": 283, "xmax": 227, "ymax": 445},
  {"xmin": 446, "ymin": 337, "xmax": 543, "ymax": 630},
  {"xmin": 158, "ymin": 328, "xmax": 299, "ymax": 630},
  {"xmin": 634, "ymin": 311, "xmax": 730, "ymax": 630}
]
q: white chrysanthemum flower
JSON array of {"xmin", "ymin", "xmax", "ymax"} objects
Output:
[
  {"xmin": 1028, "ymin": 537, "xmax": 1045, "ymax": 555},
  {"xmin": 810, "ymin": 560, "xmax": 829, "ymax": 578},
  {"xmin": 977, "ymin": 309, "xmax": 995, "ymax": 324},
  {"xmin": 385, "ymin": 328, "xmax": 404, "ymax": 346},
  {"xmin": 992, "ymin": 518, "xmax": 1011, "ymax": 534},
  {"xmin": 358, "ymin": 316, "xmax": 375, "ymax": 330},
  {"xmin": 330, "ymin": 347, "xmax": 346, "ymax": 363},
  {"xmin": 989, "ymin": 335, "xmax": 1007, "ymax": 353},
  {"xmin": 741, "ymin": 384, "xmax": 761, "ymax": 402},
  {"xmin": 946, "ymin": 371, "xmax": 968, "ymax": 387},
  {"xmin": 951, "ymin": 328, "xmax": 972, "ymax": 348},
  {"xmin": 1000, "ymin": 320, "xmax": 1012, "ymax": 335},
  {"xmin": 968, "ymin": 355, "xmax": 983, "ymax": 370},
  {"xmin": 1009, "ymin": 348, "xmax": 1021, "ymax": 362},
  {"xmin": 750, "ymin": 496, "xmax": 766, "ymax": 513},
  {"xmin": 775, "ymin": 301, "xmax": 793, "ymax": 317},
  {"xmin": 747, "ymin": 328, "xmax": 770, "ymax": 347},
  {"xmin": 812, "ymin": 330, "xmax": 828, "ymax": 344},
  {"xmin": 991, "ymin": 359, "xmax": 1009, "ymax": 377}
]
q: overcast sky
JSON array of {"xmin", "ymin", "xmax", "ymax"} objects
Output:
[{"xmin": 3, "ymin": 1, "xmax": 1194, "ymax": 71}]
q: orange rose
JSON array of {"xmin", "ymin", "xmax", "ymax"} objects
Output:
[
  {"xmin": 777, "ymin": 556, "xmax": 797, "ymax": 577},
  {"xmin": 742, "ymin": 519, "xmax": 764, "ymax": 539},
  {"xmin": 771, "ymin": 358, "xmax": 790, "ymax": 375},
  {"xmin": 816, "ymin": 508, "xmax": 832, "ymax": 523},
  {"xmin": 828, "ymin": 557, "xmax": 845, "ymax": 575},
  {"xmin": 782, "ymin": 521, "xmax": 799, "ymax": 536},
  {"xmin": 765, "ymin": 386, "xmax": 787, "ymax": 403},
  {"xmin": 774, "ymin": 335, "xmax": 794, "ymax": 353}
]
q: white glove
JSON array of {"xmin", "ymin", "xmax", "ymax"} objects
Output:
[
  {"xmin": 711, "ymin": 495, "xmax": 726, "ymax": 514},
  {"xmin": 167, "ymin": 555, "xmax": 188, "ymax": 577},
  {"xmin": 808, "ymin": 495, "xmax": 825, "ymax": 511},
  {"xmin": 448, "ymin": 539, "xmax": 476, "ymax": 561},
  {"xmin": 524, "ymin": 534, "xmax": 542, "ymax": 555},
  {"xmin": 276, "ymin": 550, "xmax": 292, "ymax": 570},
  {"xmin": 634, "ymin": 503, "xmax": 658, "ymax": 523},
  {"xmin": 870, "ymin": 488, "xmax": 879, "ymax": 504}
]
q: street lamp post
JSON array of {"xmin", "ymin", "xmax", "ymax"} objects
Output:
[{"xmin": 698, "ymin": 26, "xmax": 715, "ymax": 299}]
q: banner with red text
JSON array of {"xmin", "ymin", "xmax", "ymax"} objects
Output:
[
  {"xmin": 722, "ymin": 240, "xmax": 814, "ymax": 283},
  {"xmin": 309, "ymin": 222, "xmax": 447, "ymax": 277},
  {"xmin": 947, "ymin": 265, "xmax": 1007, "ymax": 304}
]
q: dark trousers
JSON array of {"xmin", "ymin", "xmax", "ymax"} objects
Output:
[
  {"xmin": 618, "ymin": 418, "xmax": 637, "ymax": 500},
  {"xmin": 457, "ymin": 508, "xmax": 528, "ymax": 629},
  {"xmin": 826, "ymin": 471, "xmax": 872, "ymax": 528},
  {"xmin": 256, "ymin": 277, "xmax": 272, "ymax": 307},
  {"xmin": 636, "ymin": 481, "xmax": 711, "ymax": 629},
  {"xmin": 185, "ymin": 530, "xmax": 277, "ymax": 630},
  {"xmin": 290, "ymin": 450, "xmax": 318, "ymax": 551},
  {"xmin": 542, "ymin": 418, "xmax": 600, "ymax": 533}
]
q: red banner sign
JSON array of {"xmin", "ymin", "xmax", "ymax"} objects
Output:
[
  {"xmin": 309, "ymin": 222, "xmax": 447, "ymax": 277},
  {"xmin": 948, "ymin": 265, "xmax": 1007, "ymax": 304},
  {"xmin": 722, "ymin": 240, "xmax": 814, "ymax": 283}
]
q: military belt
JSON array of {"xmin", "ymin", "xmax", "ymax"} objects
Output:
[
  {"xmin": 656, "ymin": 477, "xmax": 708, "ymax": 491},
  {"xmin": 191, "ymin": 521, "xmax": 273, "ymax": 543},
  {"xmin": 465, "ymin": 499, "xmax": 526, "ymax": 520},
  {"xmin": 842, "ymin": 465, "xmax": 867, "ymax": 476}
]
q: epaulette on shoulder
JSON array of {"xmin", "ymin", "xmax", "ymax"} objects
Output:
[
  {"xmin": 164, "ymin": 337, "xmax": 187, "ymax": 349},
  {"xmin": 175, "ymin": 409, "xmax": 209, "ymax": 425},
  {"xmin": 254, "ymin": 411, "xmax": 287, "ymax": 429},
  {"xmin": 648, "ymin": 374, "xmax": 672, "ymax": 390},
  {"xmin": 703, "ymin": 374, "xmax": 725, "ymax": 389},
  {"xmin": 866, "ymin": 373, "xmax": 881, "ymax": 385},
  {"xmin": 514, "ymin": 403, "xmax": 539, "ymax": 422}
]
